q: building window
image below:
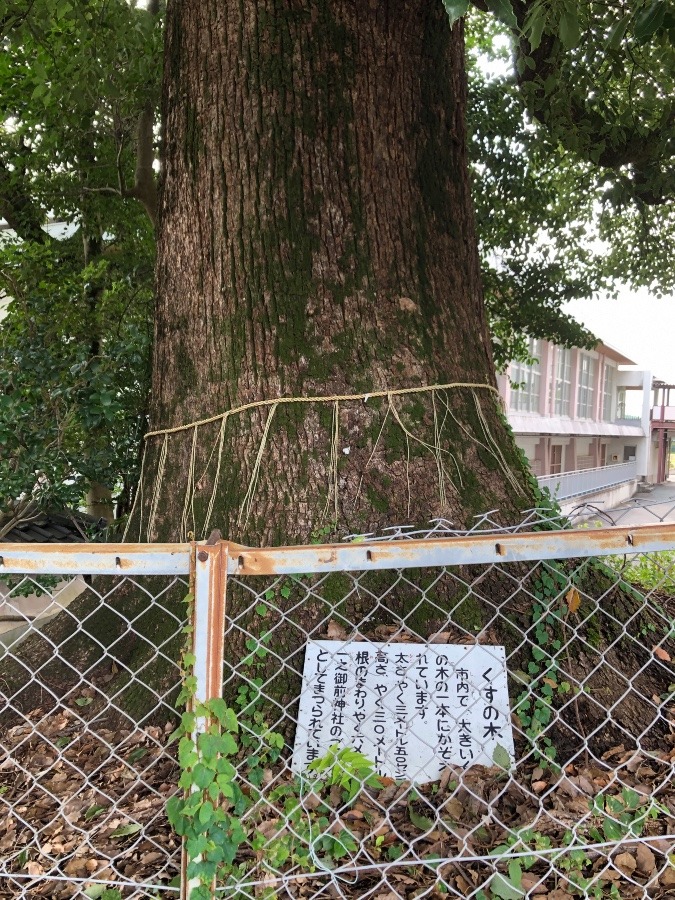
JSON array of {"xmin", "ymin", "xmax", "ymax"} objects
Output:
[
  {"xmin": 510, "ymin": 339, "xmax": 541, "ymax": 413},
  {"xmin": 602, "ymin": 363, "xmax": 614, "ymax": 421},
  {"xmin": 550, "ymin": 445, "xmax": 563, "ymax": 474},
  {"xmin": 577, "ymin": 353, "xmax": 596, "ymax": 418},
  {"xmin": 554, "ymin": 348, "xmax": 572, "ymax": 415},
  {"xmin": 617, "ymin": 387, "xmax": 626, "ymax": 419}
]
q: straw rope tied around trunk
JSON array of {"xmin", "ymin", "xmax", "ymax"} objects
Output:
[{"xmin": 126, "ymin": 383, "xmax": 523, "ymax": 543}]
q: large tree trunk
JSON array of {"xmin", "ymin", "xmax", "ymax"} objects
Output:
[
  {"xmin": 137, "ymin": 0, "xmax": 532, "ymax": 550},
  {"xmin": 116, "ymin": 0, "xmax": 543, "ymax": 740},
  {"xmin": 5, "ymin": 0, "xmax": 539, "ymax": 733},
  {"xmin": 2, "ymin": 1, "xmax": 672, "ymax": 774}
]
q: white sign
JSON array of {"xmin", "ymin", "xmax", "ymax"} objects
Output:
[{"xmin": 293, "ymin": 641, "xmax": 514, "ymax": 782}]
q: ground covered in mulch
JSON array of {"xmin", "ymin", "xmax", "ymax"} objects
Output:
[
  {"xmin": 241, "ymin": 747, "xmax": 675, "ymax": 900},
  {"xmin": 2, "ymin": 699, "xmax": 675, "ymax": 899},
  {"xmin": 0, "ymin": 706, "xmax": 180, "ymax": 898}
]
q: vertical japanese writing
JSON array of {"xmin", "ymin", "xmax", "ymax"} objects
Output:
[
  {"xmin": 295, "ymin": 641, "xmax": 514, "ymax": 780},
  {"xmin": 353, "ymin": 649, "xmax": 370, "ymax": 753},
  {"xmin": 480, "ymin": 666, "xmax": 504, "ymax": 745},
  {"xmin": 393, "ymin": 651, "xmax": 409, "ymax": 778},
  {"xmin": 373, "ymin": 648, "xmax": 389, "ymax": 772},
  {"xmin": 305, "ymin": 648, "xmax": 328, "ymax": 765},
  {"xmin": 456, "ymin": 666, "xmax": 474, "ymax": 767},
  {"xmin": 434, "ymin": 653, "xmax": 453, "ymax": 765},
  {"xmin": 330, "ymin": 650, "xmax": 350, "ymax": 743},
  {"xmin": 414, "ymin": 652, "xmax": 429, "ymax": 722}
]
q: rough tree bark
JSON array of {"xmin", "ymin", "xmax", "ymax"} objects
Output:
[{"xmin": 141, "ymin": 0, "xmax": 532, "ymax": 549}]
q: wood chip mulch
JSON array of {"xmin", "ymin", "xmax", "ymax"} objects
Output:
[
  {"xmin": 1, "ymin": 700, "xmax": 675, "ymax": 899},
  {"xmin": 0, "ymin": 706, "xmax": 180, "ymax": 898}
]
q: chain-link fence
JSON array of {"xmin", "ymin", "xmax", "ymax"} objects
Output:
[
  {"xmin": 0, "ymin": 545, "xmax": 190, "ymax": 898},
  {"xmin": 210, "ymin": 516, "xmax": 675, "ymax": 900},
  {"xmin": 2, "ymin": 518, "xmax": 675, "ymax": 899},
  {"xmin": 568, "ymin": 490, "xmax": 675, "ymax": 528}
]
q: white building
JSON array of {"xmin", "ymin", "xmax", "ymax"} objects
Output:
[{"xmin": 497, "ymin": 339, "xmax": 652, "ymax": 512}]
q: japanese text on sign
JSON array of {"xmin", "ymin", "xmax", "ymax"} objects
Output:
[{"xmin": 293, "ymin": 641, "xmax": 514, "ymax": 782}]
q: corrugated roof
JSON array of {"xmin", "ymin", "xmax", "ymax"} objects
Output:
[{"xmin": 1, "ymin": 510, "xmax": 105, "ymax": 543}]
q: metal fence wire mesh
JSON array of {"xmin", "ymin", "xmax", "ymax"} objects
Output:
[
  {"xmin": 569, "ymin": 491, "xmax": 675, "ymax": 527},
  {"xmin": 219, "ymin": 517, "xmax": 675, "ymax": 900},
  {"xmin": 1, "ymin": 515, "xmax": 674, "ymax": 899},
  {"xmin": 0, "ymin": 551, "xmax": 189, "ymax": 899}
]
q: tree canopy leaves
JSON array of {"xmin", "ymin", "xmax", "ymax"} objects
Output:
[
  {"xmin": 0, "ymin": 237, "xmax": 152, "ymax": 524},
  {"xmin": 0, "ymin": 0, "xmax": 673, "ymax": 520},
  {"xmin": 0, "ymin": 0, "xmax": 159, "ymax": 527},
  {"xmin": 465, "ymin": 1, "xmax": 675, "ymax": 366}
]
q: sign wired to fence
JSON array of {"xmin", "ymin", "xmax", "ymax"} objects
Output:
[
  {"xmin": 1, "ymin": 511, "xmax": 675, "ymax": 898},
  {"xmin": 294, "ymin": 641, "xmax": 515, "ymax": 780}
]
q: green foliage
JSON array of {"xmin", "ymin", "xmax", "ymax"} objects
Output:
[
  {"xmin": 467, "ymin": 19, "xmax": 601, "ymax": 368},
  {"xmin": 504, "ymin": 483, "xmax": 577, "ymax": 767},
  {"xmin": 167, "ymin": 698, "xmax": 248, "ymax": 877},
  {"xmin": 169, "ymin": 612, "xmax": 371, "ymax": 894},
  {"xmin": 514, "ymin": 558, "xmax": 574, "ymax": 769},
  {"xmin": 83, "ymin": 888, "xmax": 123, "ymax": 900},
  {"xmin": 1, "ymin": 0, "xmax": 161, "ymax": 216},
  {"xmin": 443, "ymin": 0, "xmax": 470, "ymax": 28},
  {"xmin": 0, "ymin": 0, "xmax": 159, "ymax": 523},
  {"xmin": 588, "ymin": 785, "xmax": 666, "ymax": 841},
  {"xmin": 0, "ymin": 238, "xmax": 153, "ymax": 520},
  {"xmin": 606, "ymin": 549, "xmax": 675, "ymax": 596},
  {"xmin": 465, "ymin": 2, "xmax": 675, "ymax": 369},
  {"xmin": 236, "ymin": 627, "xmax": 285, "ymax": 790},
  {"xmin": 488, "ymin": 818, "xmax": 662, "ymax": 898},
  {"xmin": 601, "ymin": 551, "xmax": 675, "ymax": 650},
  {"xmin": 307, "ymin": 744, "xmax": 382, "ymax": 803},
  {"xmin": 2, "ymin": 573, "xmax": 61, "ymax": 598},
  {"xmin": 515, "ymin": 0, "xmax": 675, "ymax": 205}
]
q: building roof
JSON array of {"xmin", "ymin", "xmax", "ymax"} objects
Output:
[
  {"xmin": 0, "ymin": 509, "xmax": 105, "ymax": 543},
  {"xmin": 508, "ymin": 414, "xmax": 646, "ymax": 438},
  {"xmin": 596, "ymin": 341, "xmax": 636, "ymax": 366}
]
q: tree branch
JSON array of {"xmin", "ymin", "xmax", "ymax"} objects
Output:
[
  {"xmin": 478, "ymin": 0, "xmax": 674, "ymax": 206},
  {"xmin": 122, "ymin": 0, "xmax": 160, "ymax": 226},
  {"xmin": 103, "ymin": 0, "xmax": 160, "ymax": 226},
  {"xmin": 0, "ymin": 157, "xmax": 49, "ymax": 244},
  {"xmin": 81, "ymin": 101, "xmax": 158, "ymax": 226},
  {"xmin": 124, "ymin": 101, "xmax": 158, "ymax": 227}
]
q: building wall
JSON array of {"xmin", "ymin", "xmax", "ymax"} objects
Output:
[
  {"xmin": 500, "ymin": 338, "xmax": 653, "ymax": 487},
  {"xmin": 501, "ymin": 340, "xmax": 636, "ymax": 424},
  {"xmin": 556, "ymin": 480, "xmax": 638, "ymax": 517},
  {"xmin": 649, "ymin": 436, "xmax": 661, "ymax": 483}
]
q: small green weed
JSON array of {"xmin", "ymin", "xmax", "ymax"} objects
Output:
[{"xmin": 306, "ymin": 743, "xmax": 382, "ymax": 804}]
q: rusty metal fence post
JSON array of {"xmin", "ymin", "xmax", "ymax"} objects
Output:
[
  {"xmin": 180, "ymin": 540, "xmax": 229, "ymax": 900},
  {"xmin": 191, "ymin": 541, "xmax": 228, "ymax": 727}
]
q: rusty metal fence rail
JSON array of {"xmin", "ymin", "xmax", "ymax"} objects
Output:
[
  {"xmin": 2, "ymin": 518, "xmax": 675, "ymax": 899},
  {"xmin": 0, "ymin": 544, "xmax": 191, "ymax": 898}
]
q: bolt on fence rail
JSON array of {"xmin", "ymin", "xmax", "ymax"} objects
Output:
[{"xmin": 1, "ymin": 515, "xmax": 675, "ymax": 899}]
